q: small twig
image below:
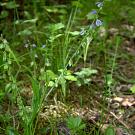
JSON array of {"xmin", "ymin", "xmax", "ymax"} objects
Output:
[
  {"xmin": 109, "ymin": 111, "xmax": 130, "ymax": 129},
  {"xmin": 95, "ymin": 101, "xmax": 130, "ymax": 129}
]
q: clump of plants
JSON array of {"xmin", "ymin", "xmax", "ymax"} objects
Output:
[{"xmin": 0, "ymin": 0, "xmax": 135, "ymax": 135}]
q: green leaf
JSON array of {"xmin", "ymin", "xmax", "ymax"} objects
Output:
[
  {"xmin": 6, "ymin": 126, "xmax": 19, "ymax": 135},
  {"xmin": 69, "ymin": 31, "xmax": 80, "ymax": 36},
  {"xmin": 51, "ymin": 23, "xmax": 65, "ymax": 32},
  {"xmin": 0, "ymin": 92, "xmax": 4, "ymax": 97},
  {"xmin": 0, "ymin": 10, "xmax": 8, "ymax": 18},
  {"xmin": 105, "ymin": 126, "xmax": 115, "ymax": 135},
  {"xmin": 23, "ymin": 18, "xmax": 38, "ymax": 23},
  {"xmin": 0, "ymin": 92, "xmax": 5, "ymax": 101},
  {"xmin": 82, "ymin": 68, "xmax": 97, "ymax": 75},
  {"xmin": 86, "ymin": 12, "xmax": 96, "ymax": 20},
  {"xmin": 46, "ymin": 7, "xmax": 59, "ymax": 13},
  {"xmin": 5, "ymin": 1, "xmax": 19, "ymax": 9},
  {"xmin": 49, "ymin": 34, "xmax": 63, "ymax": 42},
  {"xmin": 76, "ymin": 80, "xmax": 81, "ymax": 87},
  {"xmin": 130, "ymin": 85, "xmax": 135, "ymax": 93},
  {"xmin": 59, "ymin": 76, "xmax": 66, "ymax": 97},
  {"xmin": 46, "ymin": 70, "xmax": 57, "ymax": 80},
  {"xmin": 66, "ymin": 116, "xmax": 85, "ymax": 134},
  {"xmin": 18, "ymin": 29, "xmax": 32, "ymax": 36},
  {"xmin": 78, "ymin": 124, "xmax": 86, "ymax": 130},
  {"xmin": 0, "ymin": 43, "xmax": 6, "ymax": 49},
  {"xmin": 64, "ymin": 75, "xmax": 77, "ymax": 81},
  {"xmin": 48, "ymin": 81, "xmax": 55, "ymax": 87},
  {"xmin": 4, "ymin": 64, "xmax": 8, "ymax": 70},
  {"xmin": 31, "ymin": 78, "xmax": 41, "ymax": 113},
  {"xmin": 72, "ymin": 1, "xmax": 83, "ymax": 8},
  {"xmin": 84, "ymin": 78, "xmax": 91, "ymax": 84},
  {"xmin": 74, "ymin": 68, "xmax": 97, "ymax": 78},
  {"xmin": 106, "ymin": 74, "xmax": 113, "ymax": 87},
  {"xmin": 39, "ymin": 70, "xmax": 57, "ymax": 86}
]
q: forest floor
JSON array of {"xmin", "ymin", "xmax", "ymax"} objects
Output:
[
  {"xmin": 35, "ymin": 25, "xmax": 135, "ymax": 134},
  {"xmin": 1, "ymin": 24, "xmax": 135, "ymax": 135}
]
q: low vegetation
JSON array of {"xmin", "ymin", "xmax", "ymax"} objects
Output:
[{"xmin": 0, "ymin": 0, "xmax": 135, "ymax": 135}]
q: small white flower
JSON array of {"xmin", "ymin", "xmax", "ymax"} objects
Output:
[
  {"xmin": 24, "ymin": 44, "xmax": 29, "ymax": 48},
  {"xmin": 32, "ymin": 44, "xmax": 37, "ymax": 48},
  {"xmin": 35, "ymin": 54, "xmax": 38, "ymax": 58},
  {"xmin": 96, "ymin": 2, "xmax": 103, "ymax": 8}
]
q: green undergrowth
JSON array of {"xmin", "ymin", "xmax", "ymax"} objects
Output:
[{"xmin": 0, "ymin": 0, "xmax": 135, "ymax": 135}]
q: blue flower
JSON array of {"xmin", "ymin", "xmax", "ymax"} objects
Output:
[
  {"xmin": 91, "ymin": 10, "xmax": 97, "ymax": 14},
  {"xmin": 42, "ymin": 44, "xmax": 46, "ymax": 48},
  {"xmin": 95, "ymin": 19, "xmax": 103, "ymax": 26},
  {"xmin": 32, "ymin": 44, "xmax": 37, "ymax": 48},
  {"xmin": 80, "ymin": 28, "xmax": 86, "ymax": 36},
  {"xmin": 96, "ymin": 2, "xmax": 103, "ymax": 8}
]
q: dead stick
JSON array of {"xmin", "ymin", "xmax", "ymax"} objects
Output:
[
  {"xmin": 109, "ymin": 111, "xmax": 129, "ymax": 129},
  {"xmin": 95, "ymin": 101, "xmax": 130, "ymax": 129}
]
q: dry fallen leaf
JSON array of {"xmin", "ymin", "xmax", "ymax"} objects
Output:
[
  {"xmin": 121, "ymin": 99, "xmax": 133, "ymax": 107},
  {"xmin": 116, "ymin": 128, "xmax": 123, "ymax": 135},
  {"xmin": 113, "ymin": 97, "xmax": 123, "ymax": 102}
]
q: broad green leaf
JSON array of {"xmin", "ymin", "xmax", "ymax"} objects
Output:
[
  {"xmin": 74, "ymin": 68, "xmax": 97, "ymax": 78},
  {"xmin": 48, "ymin": 81, "xmax": 55, "ymax": 87},
  {"xmin": 105, "ymin": 126, "xmax": 115, "ymax": 135},
  {"xmin": 66, "ymin": 116, "xmax": 85, "ymax": 134},
  {"xmin": 86, "ymin": 12, "xmax": 96, "ymax": 20},
  {"xmin": 84, "ymin": 78, "xmax": 91, "ymax": 84},
  {"xmin": 0, "ymin": 10, "xmax": 8, "ymax": 18},
  {"xmin": 6, "ymin": 126, "xmax": 19, "ymax": 135},
  {"xmin": 64, "ymin": 75, "xmax": 77, "ymax": 81},
  {"xmin": 4, "ymin": 64, "xmax": 8, "ymax": 70},
  {"xmin": 46, "ymin": 70, "xmax": 57, "ymax": 80},
  {"xmin": 81, "ymin": 68, "xmax": 97, "ymax": 75},
  {"xmin": 130, "ymin": 85, "xmax": 135, "ymax": 93},
  {"xmin": 5, "ymin": 1, "xmax": 19, "ymax": 9},
  {"xmin": 0, "ymin": 43, "xmax": 6, "ymax": 49},
  {"xmin": 51, "ymin": 23, "xmax": 65, "ymax": 32},
  {"xmin": 0, "ymin": 92, "xmax": 4, "ymax": 97},
  {"xmin": 78, "ymin": 124, "xmax": 86, "ymax": 130},
  {"xmin": 18, "ymin": 29, "xmax": 32, "ymax": 36},
  {"xmin": 72, "ymin": 1, "xmax": 83, "ymax": 8}
]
